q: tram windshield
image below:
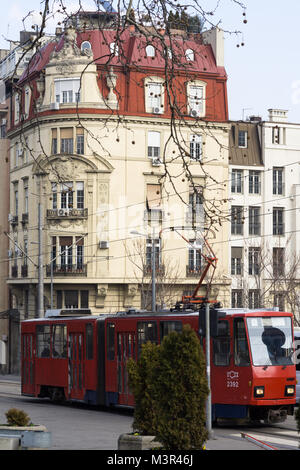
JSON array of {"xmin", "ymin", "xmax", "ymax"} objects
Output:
[{"xmin": 246, "ymin": 316, "xmax": 293, "ymax": 366}]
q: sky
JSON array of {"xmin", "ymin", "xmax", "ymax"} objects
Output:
[{"xmin": 0, "ymin": 0, "xmax": 299, "ymax": 123}]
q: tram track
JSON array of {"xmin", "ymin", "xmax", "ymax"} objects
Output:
[{"xmin": 239, "ymin": 425, "xmax": 299, "ymax": 450}]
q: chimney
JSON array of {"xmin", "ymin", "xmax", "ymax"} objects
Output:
[
  {"xmin": 268, "ymin": 109, "xmax": 288, "ymax": 122},
  {"xmin": 202, "ymin": 27, "xmax": 224, "ymax": 67}
]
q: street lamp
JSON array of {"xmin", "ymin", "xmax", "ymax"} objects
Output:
[{"xmin": 130, "ymin": 228, "xmax": 156, "ymax": 312}]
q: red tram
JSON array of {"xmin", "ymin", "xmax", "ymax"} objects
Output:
[{"xmin": 21, "ymin": 306, "xmax": 296, "ymax": 424}]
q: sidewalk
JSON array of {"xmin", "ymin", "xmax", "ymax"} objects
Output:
[{"xmin": 0, "ymin": 374, "xmax": 21, "ymax": 384}]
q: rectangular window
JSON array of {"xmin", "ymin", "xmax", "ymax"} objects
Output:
[
  {"xmin": 231, "ymin": 169, "xmax": 243, "ymax": 193},
  {"xmin": 106, "ymin": 323, "xmax": 115, "ymax": 360},
  {"xmin": 51, "ymin": 129, "xmax": 57, "ymax": 154},
  {"xmin": 59, "ymin": 237, "xmax": 73, "ymax": 269},
  {"xmin": 14, "ymin": 185, "xmax": 19, "ymax": 216},
  {"xmin": 146, "ymin": 184, "xmax": 162, "ymax": 224},
  {"xmin": 273, "ymin": 208, "xmax": 284, "ymax": 235},
  {"xmin": 188, "ymin": 85, "xmax": 203, "ymax": 117},
  {"xmin": 61, "ymin": 182, "xmax": 73, "ymax": 209},
  {"xmin": 81, "ymin": 290, "xmax": 89, "ymax": 308},
  {"xmin": 188, "ymin": 186, "xmax": 204, "ymax": 225},
  {"xmin": 190, "ymin": 134, "xmax": 202, "ymax": 161},
  {"xmin": 36, "ymin": 325, "xmax": 51, "ymax": 358},
  {"xmin": 213, "ymin": 320, "xmax": 230, "ymax": 366},
  {"xmin": 272, "ymin": 126, "xmax": 285, "ymax": 144},
  {"xmin": 137, "ymin": 321, "xmax": 158, "ymax": 355},
  {"xmin": 231, "ymin": 206, "xmax": 243, "ymax": 235},
  {"xmin": 146, "ymin": 238, "xmax": 161, "ymax": 272},
  {"xmin": 248, "ymin": 289, "xmax": 260, "ymax": 309},
  {"xmin": 232, "ymin": 289, "xmax": 243, "ymax": 308},
  {"xmin": 55, "ymin": 78, "xmax": 80, "ymax": 104},
  {"xmin": 76, "ymin": 236, "xmax": 84, "ymax": 269},
  {"xmin": 188, "ymin": 241, "xmax": 201, "ymax": 273},
  {"xmin": 52, "ymin": 324, "xmax": 67, "ymax": 358},
  {"xmin": 76, "ymin": 128, "xmax": 84, "ymax": 154},
  {"xmin": 86, "ymin": 324, "xmax": 93, "ymax": 360},
  {"xmin": 160, "ymin": 321, "xmax": 182, "ymax": 340},
  {"xmin": 238, "ymin": 130, "xmax": 247, "ymax": 148},
  {"xmin": 23, "ymin": 180, "xmax": 29, "ymax": 214},
  {"xmin": 273, "ymin": 167, "xmax": 284, "ymax": 195},
  {"xmin": 148, "ymin": 131, "xmax": 160, "ymax": 158},
  {"xmin": 249, "ymin": 170, "xmax": 261, "ymax": 194},
  {"xmin": 231, "ymin": 247, "xmax": 242, "ymax": 275},
  {"xmin": 249, "ymin": 206, "xmax": 261, "ymax": 235},
  {"xmin": 274, "ymin": 293, "xmax": 285, "ymax": 311},
  {"xmin": 249, "ymin": 247, "xmax": 260, "ymax": 275},
  {"xmin": 147, "ymin": 82, "xmax": 163, "ymax": 112},
  {"xmin": 273, "ymin": 247, "xmax": 285, "ymax": 277},
  {"xmin": 234, "ymin": 318, "xmax": 250, "ymax": 366},
  {"xmin": 64, "ymin": 290, "xmax": 78, "ymax": 308},
  {"xmin": 60, "ymin": 128, "xmax": 74, "ymax": 154},
  {"xmin": 76, "ymin": 182, "xmax": 84, "ymax": 208}
]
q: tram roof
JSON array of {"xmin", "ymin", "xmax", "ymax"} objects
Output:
[{"xmin": 21, "ymin": 307, "xmax": 291, "ymax": 323}]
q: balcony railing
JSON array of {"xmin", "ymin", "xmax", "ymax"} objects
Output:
[
  {"xmin": 46, "ymin": 208, "xmax": 88, "ymax": 219},
  {"xmin": 186, "ymin": 265, "xmax": 202, "ymax": 277},
  {"xmin": 46, "ymin": 264, "xmax": 87, "ymax": 276},
  {"xmin": 143, "ymin": 264, "xmax": 165, "ymax": 277}
]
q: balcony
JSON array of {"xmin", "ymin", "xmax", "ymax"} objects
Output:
[
  {"xmin": 46, "ymin": 208, "xmax": 88, "ymax": 219},
  {"xmin": 143, "ymin": 264, "xmax": 165, "ymax": 277},
  {"xmin": 46, "ymin": 263, "xmax": 87, "ymax": 277},
  {"xmin": 186, "ymin": 265, "xmax": 202, "ymax": 277}
]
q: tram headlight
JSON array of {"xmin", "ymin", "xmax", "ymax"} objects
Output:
[
  {"xmin": 285, "ymin": 385, "xmax": 295, "ymax": 396},
  {"xmin": 254, "ymin": 386, "xmax": 265, "ymax": 398}
]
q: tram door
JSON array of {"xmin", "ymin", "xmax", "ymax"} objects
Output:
[
  {"xmin": 117, "ymin": 332, "xmax": 136, "ymax": 405},
  {"xmin": 68, "ymin": 333, "xmax": 84, "ymax": 400},
  {"xmin": 21, "ymin": 333, "xmax": 35, "ymax": 395}
]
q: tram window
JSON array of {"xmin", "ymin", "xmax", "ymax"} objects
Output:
[
  {"xmin": 36, "ymin": 325, "xmax": 51, "ymax": 358},
  {"xmin": 86, "ymin": 323, "xmax": 93, "ymax": 360},
  {"xmin": 213, "ymin": 320, "xmax": 230, "ymax": 366},
  {"xmin": 107, "ymin": 323, "xmax": 115, "ymax": 360},
  {"xmin": 137, "ymin": 321, "xmax": 158, "ymax": 355},
  {"xmin": 160, "ymin": 321, "xmax": 182, "ymax": 340},
  {"xmin": 234, "ymin": 318, "xmax": 250, "ymax": 366},
  {"xmin": 52, "ymin": 324, "xmax": 67, "ymax": 358}
]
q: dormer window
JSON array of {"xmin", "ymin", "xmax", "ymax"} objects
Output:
[
  {"xmin": 110, "ymin": 42, "xmax": 119, "ymax": 56},
  {"xmin": 185, "ymin": 49, "xmax": 194, "ymax": 61},
  {"xmin": 144, "ymin": 76, "xmax": 165, "ymax": 114},
  {"xmin": 146, "ymin": 45, "xmax": 155, "ymax": 57},
  {"xmin": 81, "ymin": 41, "xmax": 92, "ymax": 54},
  {"xmin": 55, "ymin": 78, "xmax": 81, "ymax": 104},
  {"xmin": 187, "ymin": 80, "xmax": 206, "ymax": 118}
]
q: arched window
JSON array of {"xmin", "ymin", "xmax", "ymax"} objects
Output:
[
  {"xmin": 81, "ymin": 41, "xmax": 92, "ymax": 54},
  {"xmin": 146, "ymin": 45, "xmax": 155, "ymax": 57},
  {"xmin": 110, "ymin": 42, "xmax": 119, "ymax": 56},
  {"xmin": 185, "ymin": 49, "xmax": 194, "ymax": 61}
]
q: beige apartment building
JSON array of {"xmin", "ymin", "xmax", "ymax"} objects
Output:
[{"xmin": 6, "ymin": 13, "xmax": 230, "ymax": 321}]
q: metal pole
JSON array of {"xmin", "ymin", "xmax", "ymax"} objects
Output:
[
  {"xmin": 205, "ymin": 302, "xmax": 213, "ymax": 438},
  {"xmin": 37, "ymin": 202, "xmax": 44, "ymax": 317},
  {"xmin": 152, "ymin": 226, "xmax": 156, "ymax": 312},
  {"xmin": 50, "ymin": 258, "xmax": 53, "ymax": 309}
]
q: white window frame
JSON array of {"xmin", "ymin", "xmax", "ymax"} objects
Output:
[
  {"xmin": 185, "ymin": 49, "xmax": 194, "ymax": 61},
  {"xmin": 55, "ymin": 78, "xmax": 81, "ymax": 104},
  {"xmin": 148, "ymin": 131, "xmax": 161, "ymax": 158},
  {"xmin": 187, "ymin": 80, "xmax": 206, "ymax": 118},
  {"xmin": 190, "ymin": 134, "xmax": 202, "ymax": 161},
  {"xmin": 146, "ymin": 45, "xmax": 155, "ymax": 57},
  {"xmin": 110, "ymin": 42, "xmax": 119, "ymax": 56},
  {"xmin": 231, "ymin": 169, "xmax": 243, "ymax": 193},
  {"xmin": 238, "ymin": 130, "xmax": 247, "ymax": 148},
  {"xmin": 144, "ymin": 76, "xmax": 165, "ymax": 114}
]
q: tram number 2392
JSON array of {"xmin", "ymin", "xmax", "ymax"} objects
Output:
[{"xmin": 226, "ymin": 371, "xmax": 239, "ymax": 388}]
